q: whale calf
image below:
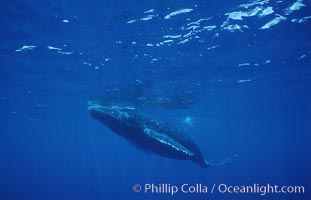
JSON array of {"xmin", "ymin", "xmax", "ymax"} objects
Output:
[{"xmin": 88, "ymin": 103, "xmax": 235, "ymax": 167}]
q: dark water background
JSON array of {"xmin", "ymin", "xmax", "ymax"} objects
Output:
[{"xmin": 1, "ymin": 0, "xmax": 310, "ymax": 199}]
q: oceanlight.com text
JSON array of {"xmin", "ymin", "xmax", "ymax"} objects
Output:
[{"xmin": 132, "ymin": 183, "xmax": 305, "ymax": 196}]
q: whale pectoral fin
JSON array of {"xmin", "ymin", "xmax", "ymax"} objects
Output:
[{"xmin": 143, "ymin": 128, "xmax": 194, "ymax": 156}]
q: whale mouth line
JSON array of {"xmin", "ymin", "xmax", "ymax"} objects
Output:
[{"xmin": 88, "ymin": 103, "xmax": 103, "ymax": 111}]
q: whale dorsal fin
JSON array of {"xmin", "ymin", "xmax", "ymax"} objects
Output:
[{"xmin": 143, "ymin": 128, "xmax": 194, "ymax": 156}]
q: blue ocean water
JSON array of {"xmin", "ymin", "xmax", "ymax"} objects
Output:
[{"xmin": 0, "ymin": 0, "xmax": 310, "ymax": 199}]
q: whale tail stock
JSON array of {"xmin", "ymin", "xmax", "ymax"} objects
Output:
[{"xmin": 202, "ymin": 154, "xmax": 238, "ymax": 168}]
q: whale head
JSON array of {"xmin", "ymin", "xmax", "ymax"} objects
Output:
[
  {"xmin": 89, "ymin": 102, "xmax": 131, "ymax": 121},
  {"xmin": 88, "ymin": 102, "xmax": 138, "ymax": 135}
]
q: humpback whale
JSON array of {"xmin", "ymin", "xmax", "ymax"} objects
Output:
[{"xmin": 88, "ymin": 103, "xmax": 235, "ymax": 168}]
